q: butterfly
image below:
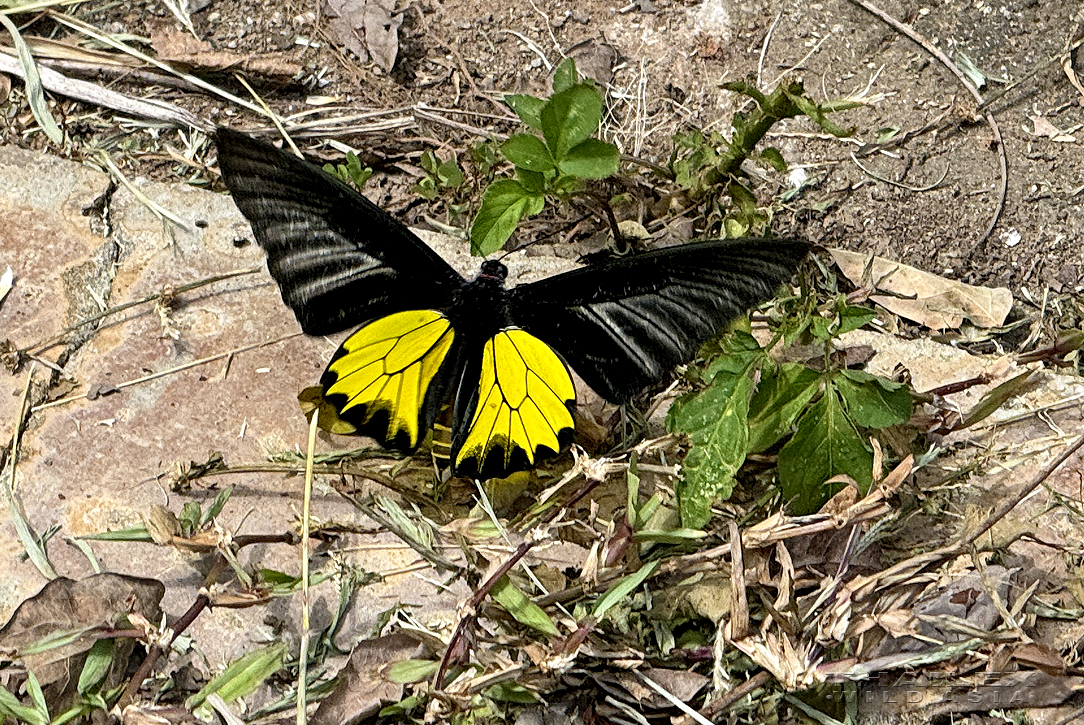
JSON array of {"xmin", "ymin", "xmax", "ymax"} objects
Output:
[{"xmin": 213, "ymin": 127, "xmax": 810, "ymax": 479}]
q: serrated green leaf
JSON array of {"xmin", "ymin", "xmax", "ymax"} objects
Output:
[
  {"xmin": 541, "ymin": 85, "xmax": 602, "ymax": 159},
  {"xmin": 387, "ymin": 659, "xmax": 439, "ymax": 684},
  {"xmin": 704, "ymin": 330, "xmax": 764, "ymax": 379},
  {"xmin": 552, "ymin": 57, "xmax": 579, "ymax": 93},
  {"xmin": 186, "ymin": 643, "xmax": 286, "ymax": 712},
  {"xmin": 491, "ymin": 576, "xmax": 559, "ymax": 636},
  {"xmin": 515, "ymin": 167, "xmax": 546, "ymax": 193},
  {"xmin": 558, "ymin": 138, "xmax": 619, "ymax": 179},
  {"xmin": 591, "ymin": 561, "xmax": 659, "ymax": 619},
  {"xmin": 77, "ymin": 638, "xmax": 114, "ymax": 695},
  {"xmin": 505, "ymin": 94, "xmax": 545, "ymax": 130},
  {"xmin": 470, "ymin": 179, "xmax": 544, "ymax": 255},
  {"xmin": 778, "ymin": 384, "xmax": 872, "ymax": 514},
  {"xmin": 673, "ymin": 370, "xmax": 756, "ymax": 527},
  {"xmin": 834, "ymin": 369, "xmax": 912, "ymax": 429},
  {"xmin": 748, "ymin": 363, "xmax": 822, "ymax": 452},
  {"xmin": 500, "ymin": 134, "xmax": 555, "ymax": 172}
]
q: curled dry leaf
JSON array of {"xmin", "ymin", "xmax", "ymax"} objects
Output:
[
  {"xmin": 0, "ymin": 574, "xmax": 165, "ymax": 707},
  {"xmin": 323, "ymin": 0, "xmax": 401, "ymax": 72},
  {"xmin": 829, "ymin": 248, "xmax": 1013, "ymax": 330}
]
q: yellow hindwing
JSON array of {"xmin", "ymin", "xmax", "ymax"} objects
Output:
[
  {"xmin": 456, "ymin": 328, "xmax": 575, "ymax": 475},
  {"xmin": 324, "ymin": 310, "xmax": 455, "ymax": 447}
]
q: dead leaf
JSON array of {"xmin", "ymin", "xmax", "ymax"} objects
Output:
[
  {"xmin": 323, "ymin": 0, "xmax": 402, "ymax": 72},
  {"xmin": 829, "ymin": 248, "xmax": 1013, "ymax": 330},
  {"xmin": 0, "ymin": 574, "xmax": 164, "ymax": 709},
  {"xmin": 1026, "ymin": 115, "xmax": 1077, "ymax": 142},
  {"xmin": 148, "ymin": 26, "xmax": 301, "ymax": 79},
  {"xmin": 311, "ymin": 632, "xmax": 421, "ymax": 725}
]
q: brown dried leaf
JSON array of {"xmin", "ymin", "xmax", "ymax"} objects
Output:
[
  {"xmin": 311, "ymin": 632, "xmax": 421, "ymax": 725},
  {"xmin": 829, "ymin": 248, "xmax": 1013, "ymax": 330},
  {"xmin": 148, "ymin": 27, "xmax": 301, "ymax": 79},
  {"xmin": 323, "ymin": 0, "xmax": 401, "ymax": 71},
  {"xmin": 0, "ymin": 574, "xmax": 164, "ymax": 703}
]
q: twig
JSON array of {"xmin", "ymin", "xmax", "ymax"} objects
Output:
[
  {"xmin": 849, "ymin": 151, "xmax": 949, "ymax": 192},
  {"xmin": 960, "ymin": 433, "xmax": 1084, "ymax": 548},
  {"xmin": 0, "ymin": 48, "xmax": 200, "ymax": 128},
  {"xmin": 845, "ymin": 0, "xmax": 1007, "ymax": 249},
  {"xmin": 31, "ymin": 332, "xmax": 301, "ymax": 412}
]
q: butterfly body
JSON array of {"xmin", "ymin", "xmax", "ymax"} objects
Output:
[{"xmin": 214, "ymin": 127, "xmax": 809, "ymax": 478}]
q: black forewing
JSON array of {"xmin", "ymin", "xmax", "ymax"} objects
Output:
[
  {"xmin": 214, "ymin": 127, "xmax": 465, "ymax": 335},
  {"xmin": 508, "ymin": 239, "xmax": 810, "ymax": 403}
]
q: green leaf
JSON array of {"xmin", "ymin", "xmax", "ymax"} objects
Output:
[
  {"xmin": 201, "ymin": 486, "xmax": 233, "ymax": 528},
  {"xmin": 778, "ymin": 384, "xmax": 872, "ymax": 514},
  {"xmin": 437, "ymin": 158, "xmax": 464, "ymax": 187},
  {"xmin": 759, "ymin": 147, "xmax": 787, "ymax": 172},
  {"xmin": 961, "ymin": 369, "xmax": 1039, "ymax": 429},
  {"xmin": 591, "ymin": 561, "xmax": 659, "ymax": 619},
  {"xmin": 552, "ymin": 57, "xmax": 579, "ymax": 93},
  {"xmin": 186, "ymin": 643, "xmax": 286, "ymax": 713},
  {"xmin": 541, "ymin": 85, "xmax": 602, "ymax": 159},
  {"xmin": 387, "ymin": 659, "xmax": 439, "ymax": 684},
  {"xmin": 672, "ymin": 370, "xmax": 756, "ymax": 527},
  {"xmin": 723, "ymin": 218, "xmax": 748, "ymax": 238},
  {"xmin": 0, "ymin": 14, "xmax": 62, "ymax": 144},
  {"xmin": 786, "ymin": 91, "xmax": 854, "ymax": 137},
  {"xmin": 704, "ymin": 330, "xmax": 764, "ymax": 379},
  {"xmin": 486, "ymin": 682, "xmax": 540, "ymax": 704},
  {"xmin": 669, "ymin": 337, "xmax": 764, "ymax": 527},
  {"xmin": 748, "ymin": 363, "xmax": 821, "ymax": 452},
  {"xmin": 834, "ymin": 369, "xmax": 911, "ymax": 429},
  {"xmin": 500, "ymin": 134, "xmax": 555, "ymax": 172},
  {"xmin": 515, "ymin": 167, "xmax": 546, "ymax": 193},
  {"xmin": 491, "ymin": 576, "xmax": 559, "ymax": 636},
  {"xmin": 728, "ymin": 181, "xmax": 758, "ymax": 216},
  {"xmin": 0, "ymin": 679, "xmax": 47, "ymax": 725},
  {"xmin": 557, "ymin": 138, "xmax": 619, "ymax": 179},
  {"xmin": 77, "ymin": 638, "xmax": 114, "ymax": 695},
  {"xmin": 837, "ymin": 304, "xmax": 876, "ymax": 334},
  {"xmin": 505, "ymin": 94, "xmax": 545, "ymax": 130},
  {"xmin": 470, "ymin": 179, "xmax": 544, "ymax": 256}
]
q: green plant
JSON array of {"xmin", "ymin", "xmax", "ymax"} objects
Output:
[
  {"xmin": 414, "ymin": 149, "xmax": 465, "ymax": 201},
  {"xmin": 323, "ymin": 151, "xmax": 373, "ymax": 190},
  {"xmin": 470, "ymin": 58, "xmax": 620, "ymax": 255},
  {"xmin": 667, "ymin": 297, "xmax": 913, "ymax": 525},
  {"xmin": 668, "ymin": 80, "xmax": 858, "ymax": 238}
]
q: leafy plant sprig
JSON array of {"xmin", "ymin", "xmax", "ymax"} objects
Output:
[
  {"xmin": 667, "ymin": 297, "xmax": 913, "ymax": 525},
  {"xmin": 470, "ymin": 58, "xmax": 620, "ymax": 256}
]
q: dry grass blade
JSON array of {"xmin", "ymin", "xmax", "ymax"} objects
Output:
[
  {"xmin": 47, "ymin": 11, "xmax": 269, "ymax": 120},
  {"xmin": 297, "ymin": 409, "xmax": 319, "ymax": 725},
  {"xmin": 4, "ymin": 366, "xmax": 59, "ymax": 579},
  {"xmin": 0, "ymin": 13, "xmax": 62, "ymax": 143},
  {"xmin": 0, "ymin": 50, "xmax": 199, "ymax": 126}
]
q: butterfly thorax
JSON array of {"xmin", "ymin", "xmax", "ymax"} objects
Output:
[{"xmin": 445, "ymin": 260, "xmax": 513, "ymax": 338}]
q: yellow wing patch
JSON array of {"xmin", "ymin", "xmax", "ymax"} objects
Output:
[
  {"xmin": 455, "ymin": 328, "xmax": 575, "ymax": 478},
  {"xmin": 322, "ymin": 310, "xmax": 455, "ymax": 448}
]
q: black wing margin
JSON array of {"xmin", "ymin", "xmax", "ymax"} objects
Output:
[
  {"xmin": 508, "ymin": 239, "xmax": 810, "ymax": 403},
  {"xmin": 214, "ymin": 128, "xmax": 464, "ymax": 335}
]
